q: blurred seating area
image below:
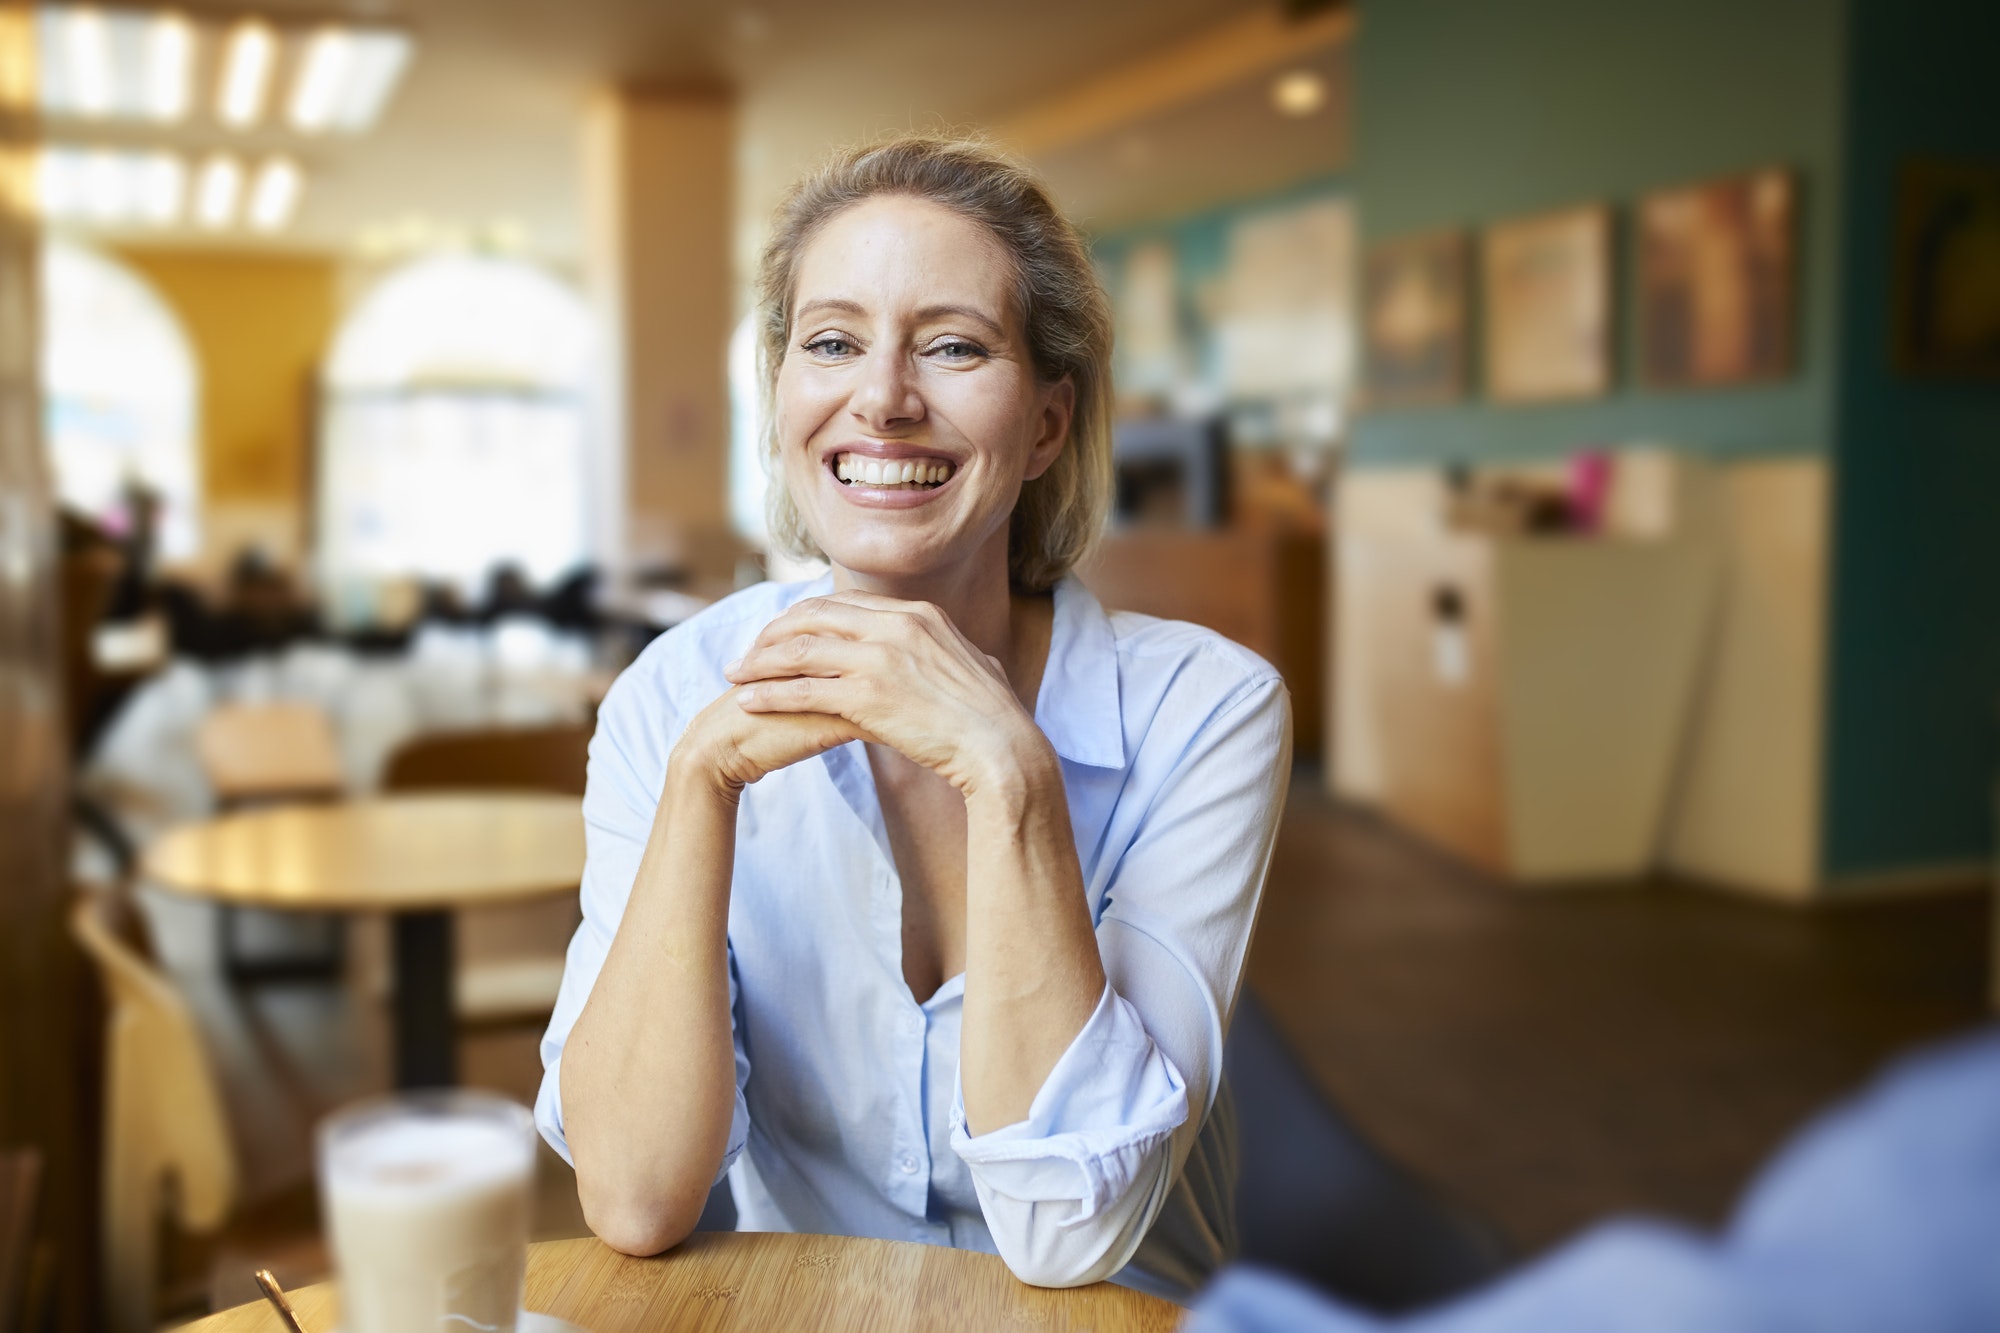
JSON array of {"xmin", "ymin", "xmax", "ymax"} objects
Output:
[{"xmin": 1, "ymin": 0, "xmax": 1996, "ymax": 1329}]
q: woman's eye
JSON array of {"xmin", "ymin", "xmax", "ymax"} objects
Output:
[
  {"xmin": 802, "ymin": 336, "xmax": 854, "ymax": 358},
  {"xmin": 928, "ymin": 338, "xmax": 987, "ymax": 361}
]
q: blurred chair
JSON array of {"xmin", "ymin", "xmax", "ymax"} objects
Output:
[
  {"xmin": 194, "ymin": 702, "xmax": 348, "ymax": 980},
  {"xmin": 194, "ymin": 701, "xmax": 347, "ymax": 808},
  {"xmin": 1226, "ymin": 989, "xmax": 1511, "ymax": 1313},
  {"xmin": 70, "ymin": 887, "xmax": 322, "ymax": 1332},
  {"xmin": 381, "ymin": 724, "xmax": 588, "ymax": 1025}
]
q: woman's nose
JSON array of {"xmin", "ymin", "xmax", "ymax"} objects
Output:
[{"xmin": 848, "ymin": 352, "xmax": 924, "ymax": 432}]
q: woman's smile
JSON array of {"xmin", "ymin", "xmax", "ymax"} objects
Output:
[{"xmin": 820, "ymin": 440, "xmax": 964, "ymax": 510}]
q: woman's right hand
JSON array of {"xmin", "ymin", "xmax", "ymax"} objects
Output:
[{"xmin": 671, "ymin": 685, "xmax": 867, "ymax": 797}]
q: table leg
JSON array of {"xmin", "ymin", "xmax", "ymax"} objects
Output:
[{"xmin": 391, "ymin": 909, "xmax": 456, "ymax": 1089}]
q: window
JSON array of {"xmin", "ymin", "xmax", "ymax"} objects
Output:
[
  {"xmin": 40, "ymin": 241, "xmax": 200, "ymax": 557},
  {"xmin": 319, "ymin": 253, "xmax": 591, "ymax": 606}
]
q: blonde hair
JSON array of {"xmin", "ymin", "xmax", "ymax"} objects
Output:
[{"xmin": 755, "ymin": 133, "xmax": 1114, "ymax": 592}]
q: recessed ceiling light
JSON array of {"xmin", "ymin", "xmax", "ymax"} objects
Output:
[
  {"xmin": 137, "ymin": 150, "xmax": 184, "ymax": 223},
  {"xmin": 247, "ymin": 155, "xmax": 302, "ymax": 231},
  {"xmin": 1271, "ymin": 69, "xmax": 1327, "ymax": 118},
  {"xmin": 217, "ymin": 19, "xmax": 275, "ymax": 128},
  {"xmin": 144, "ymin": 12, "xmax": 192, "ymax": 122},
  {"xmin": 64, "ymin": 6, "xmax": 113, "ymax": 117},
  {"xmin": 290, "ymin": 26, "xmax": 410, "ymax": 133},
  {"xmin": 288, "ymin": 27, "xmax": 350, "ymax": 132},
  {"xmin": 195, "ymin": 152, "xmax": 242, "ymax": 227}
]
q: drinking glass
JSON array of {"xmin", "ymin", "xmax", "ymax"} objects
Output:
[{"xmin": 318, "ymin": 1089, "xmax": 536, "ymax": 1333}]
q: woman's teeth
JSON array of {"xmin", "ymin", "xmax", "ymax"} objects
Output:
[{"xmin": 834, "ymin": 454, "xmax": 955, "ymax": 488}]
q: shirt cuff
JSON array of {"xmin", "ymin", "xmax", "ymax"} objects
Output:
[
  {"xmin": 534, "ymin": 1054, "xmax": 575, "ymax": 1166},
  {"xmin": 949, "ymin": 984, "xmax": 1190, "ymax": 1227}
]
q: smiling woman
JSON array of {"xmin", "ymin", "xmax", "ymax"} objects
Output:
[{"xmin": 538, "ymin": 135, "xmax": 1291, "ymax": 1301}]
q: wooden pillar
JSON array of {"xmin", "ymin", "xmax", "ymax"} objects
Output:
[
  {"xmin": 0, "ymin": 6, "xmax": 95, "ymax": 1328},
  {"xmin": 581, "ymin": 88, "xmax": 738, "ymax": 585}
]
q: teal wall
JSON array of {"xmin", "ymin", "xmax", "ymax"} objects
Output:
[
  {"xmin": 1093, "ymin": 175, "xmax": 1345, "ymax": 407},
  {"xmin": 1822, "ymin": 0, "xmax": 2000, "ymax": 876},
  {"xmin": 1350, "ymin": 0, "xmax": 1848, "ymax": 467}
]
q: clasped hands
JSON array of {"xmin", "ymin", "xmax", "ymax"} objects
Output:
[{"xmin": 679, "ymin": 590, "xmax": 1047, "ymax": 801}]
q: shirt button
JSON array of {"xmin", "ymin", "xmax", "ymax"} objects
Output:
[{"xmin": 898, "ymin": 1153, "xmax": 920, "ymax": 1174}]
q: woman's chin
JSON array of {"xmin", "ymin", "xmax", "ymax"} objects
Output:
[{"xmin": 815, "ymin": 530, "xmax": 969, "ymax": 586}]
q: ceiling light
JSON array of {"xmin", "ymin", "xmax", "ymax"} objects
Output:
[
  {"xmin": 36, "ymin": 148, "xmax": 87, "ymax": 218},
  {"xmin": 82, "ymin": 148, "xmax": 136, "ymax": 220},
  {"xmin": 217, "ymin": 19, "xmax": 275, "ymax": 127},
  {"xmin": 143, "ymin": 12, "xmax": 192, "ymax": 122},
  {"xmin": 1271, "ymin": 69, "xmax": 1327, "ymax": 118},
  {"xmin": 247, "ymin": 155, "xmax": 301, "ymax": 231},
  {"xmin": 332, "ymin": 29, "xmax": 411, "ymax": 130},
  {"xmin": 64, "ymin": 6, "xmax": 113, "ymax": 117},
  {"xmin": 137, "ymin": 149, "xmax": 183, "ymax": 223},
  {"xmin": 289, "ymin": 25, "xmax": 411, "ymax": 133},
  {"xmin": 288, "ymin": 27, "xmax": 350, "ymax": 131},
  {"xmin": 194, "ymin": 152, "xmax": 241, "ymax": 227}
]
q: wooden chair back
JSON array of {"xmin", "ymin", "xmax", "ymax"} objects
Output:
[
  {"xmin": 381, "ymin": 724, "xmax": 590, "ymax": 1024},
  {"xmin": 70, "ymin": 891, "xmax": 236, "ymax": 1333},
  {"xmin": 194, "ymin": 702, "xmax": 345, "ymax": 807},
  {"xmin": 381, "ymin": 723, "xmax": 589, "ymax": 797}
]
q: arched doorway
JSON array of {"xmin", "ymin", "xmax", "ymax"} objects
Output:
[{"xmin": 40, "ymin": 240, "xmax": 201, "ymax": 558}]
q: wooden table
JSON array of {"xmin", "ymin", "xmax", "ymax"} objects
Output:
[
  {"xmin": 180, "ymin": 1233, "xmax": 1184, "ymax": 1332},
  {"xmin": 144, "ymin": 792, "xmax": 584, "ymax": 1089}
]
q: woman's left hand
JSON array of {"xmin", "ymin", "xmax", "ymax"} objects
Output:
[{"xmin": 723, "ymin": 590, "xmax": 1046, "ymax": 796}]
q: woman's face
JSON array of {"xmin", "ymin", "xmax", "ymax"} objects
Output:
[{"xmin": 775, "ymin": 195, "xmax": 1072, "ymax": 585}]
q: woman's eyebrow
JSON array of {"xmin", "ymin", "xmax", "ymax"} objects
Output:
[
  {"xmin": 795, "ymin": 297, "xmax": 1004, "ymax": 336},
  {"xmin": 796, "ymin": 297, "xmax": 867, "ymax": 322}
]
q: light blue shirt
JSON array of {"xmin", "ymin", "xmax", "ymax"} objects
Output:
[
  {"xmin": 1190, "ymin": 1029, "xmax": 2000, "ymax": 1333},
  {"xmin": 537, "ymin": 574, "xmax": 1292, "ymax": 1295}
]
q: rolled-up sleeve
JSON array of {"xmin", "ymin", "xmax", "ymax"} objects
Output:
[
  {"xmin": 950, "ymin": 670, "xmax": 1292, "ymax": 1287},
  {"xmin": 535, "ymin": 660, "xmax": 752, "ymax": 1188}
]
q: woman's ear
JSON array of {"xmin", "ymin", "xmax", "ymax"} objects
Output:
[{"xmin": 1023, "ymin": 377, "xmax": 1075, "ymax": 482}]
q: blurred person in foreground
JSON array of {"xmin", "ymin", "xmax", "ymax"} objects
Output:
[
  {"xmin": 1191, "ymin": 1028, "xmax": 2000, "ymax": 1332},
  {"xmin": 538, "ymin": 135, "xmax": 1291, "ymax": 1298}
]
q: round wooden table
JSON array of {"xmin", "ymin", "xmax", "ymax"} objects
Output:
[
  {"xmin": 143, "ymin": 792, "xmax": 585, "ymax": 1089},
  {"xmin": 183, "ymin": 1233, "xmax": 1184, "ymax": 1332}
]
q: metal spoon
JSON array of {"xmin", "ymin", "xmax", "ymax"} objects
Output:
[{"xmin": 253, "ymin": 1269, "xmax": 310, "ymax": 1333}]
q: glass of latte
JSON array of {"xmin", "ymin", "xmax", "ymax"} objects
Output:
[{"xmin": 318, "ymin": 1090, "xmax": 536, "ymax": 1333}]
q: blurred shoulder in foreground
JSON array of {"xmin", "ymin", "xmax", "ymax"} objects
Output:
[{"xmin": 1191, "ymin": 1028, "xmax": 2000, "ymax": 1333}]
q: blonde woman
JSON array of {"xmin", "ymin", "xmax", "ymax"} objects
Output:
[{"xmin": 538, "ymin": 135, "xmax": 1291, "ymax": 1298}]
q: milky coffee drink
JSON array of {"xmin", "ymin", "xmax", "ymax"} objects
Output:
[{"xmin": 319, "ymin": 1092, "xmax": 535, "ymax": 1333}]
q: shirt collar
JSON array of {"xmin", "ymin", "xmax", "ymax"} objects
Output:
[{"xmin": 1035, "ymin": 576, "xmax": 1126, "ymax": 770}]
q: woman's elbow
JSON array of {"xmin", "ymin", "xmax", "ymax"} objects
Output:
[
  {"xmin": 581, "ymin": 1188, "xmax": 702, "ymax": 1257},
  {"xmin": 993, "ymin": 1210, "xmax": 1148, "ymax": 1289}
]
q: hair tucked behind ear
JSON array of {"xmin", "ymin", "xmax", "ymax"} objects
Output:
[{"xmin": 755, "ymin": 133, "xmax": 1114, "ymax": 592}]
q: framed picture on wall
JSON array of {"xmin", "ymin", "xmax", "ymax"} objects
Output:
[
  {"xmin": 1637, "ymin": 168, "xmax": 1795, "ymax": 388},
  {"xmin": 1482, "ymin": 205, "xmax": 1612, "ymax": 402},
  {"xmin": 1894, "ymin": 160, "xmax": 2000, "ymax": 379},
  {"xmin": 1361, "ymin": 230, "xmax": 1468, "ymax": 408}
]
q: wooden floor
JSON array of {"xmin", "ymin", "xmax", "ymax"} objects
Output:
[
  {"xmin": 148, "ymin": 768, "xmax": 1992, "ymax": 1305},
  {"xmin": 1250, "ymin": 776, "xmax": 1992, "ymax": 1255}
]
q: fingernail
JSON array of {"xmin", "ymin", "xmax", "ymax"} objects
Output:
[
  {"xmin": 724, "ymin": 657, "xmax": 744, "ymax": 675},
  {"xmin": 737, "ymin": 685, "xmax": 758, "ymax": 706}
]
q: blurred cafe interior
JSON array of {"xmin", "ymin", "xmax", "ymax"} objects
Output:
[{"xmin": 1, "ymin": 0, "xmax": 1997, "ymax": 1327}]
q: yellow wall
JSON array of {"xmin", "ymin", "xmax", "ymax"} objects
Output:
[{"xmin": 116, "ymin": 247, "xmax": 336, "ymax": 570}]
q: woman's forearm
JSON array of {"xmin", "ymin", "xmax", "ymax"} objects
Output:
[
  {"xmin": 959, "ymin": 736, "xmax": 1107, "ymax": 1136},
  {"xmin": 559, "ymin": 751, "xmax": 741, "ymax": 1255}
]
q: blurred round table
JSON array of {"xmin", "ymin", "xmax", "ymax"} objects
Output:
[
  {"xmin": 181, "ymin": 1233, "xmax": 1184, "ymax": 1332},
  {"xmin": 143, "ymin": 792, "xmax": 584, "ymax": 1089}
]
